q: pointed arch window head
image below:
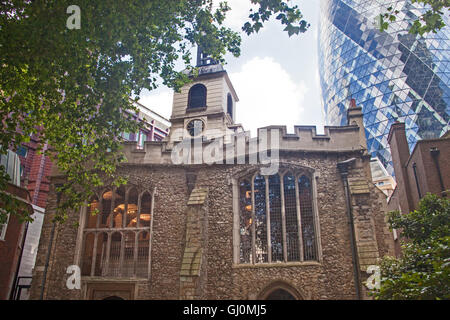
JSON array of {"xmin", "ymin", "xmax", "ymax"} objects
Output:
[
  {"xmin": 100, "ymin": 189, "xmax": 113, "ymax": 227},
  {"xmin": 227, "ymin": 93, "xmax": 233, "ymax": 119},
  {"xmin": 139, "ymin": 192, "xmax": 152, "ymax": 228},
  {"xmin": 237, "ymin": 170, "xmax": 319, "ymax": 264},
  {"xmin": 188, "ymin": 84, "xmax": 207, "ymax": 109},
  {"xmin": 86, "ymin": 196, "xmax": 99, "ymax": 229}
]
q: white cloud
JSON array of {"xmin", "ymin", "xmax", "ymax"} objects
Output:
[
  {"xmin": 137, "ymin": 58, "xmax": 310, "ymax": 137},
  {"xmin": 230, "ymin": 56, "xmax": 308, "ymax": 136},
  {"xmin": 215, "ymin": 0, "xmax": 256, "ymax": 31},
  {"xmin": 138, "ymin": 88, "xmax": 173, "ymax": 119}
]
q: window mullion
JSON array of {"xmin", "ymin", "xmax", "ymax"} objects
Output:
[
  {"xmin": 104, "ymin": 232, "xmax": 112, "ymax": 276},
  {"xmin": 109, "ymin": 188, "xmax": 116, "ymax": 228},
  {"xmin": 232, "ymin": 179, "xmax": 240, "ymax": 265},
  {"xmin": 148, "ymin": 191, "xmax": 156, "ymax": 279},
  {"xmin": 265, "ymin": 176, "xmax": 272, "ymax": 263},
  {"xmin": 137, "ymin": 193, "xmax": 142, "ymax": 228},
  {"xmin": 133, "ymin": 231, "xmax": 138, "ymax": 277},
  {"xmin": 119, "ymin": 231, "xmax": 125, "ymax": 277},
  {"xmin": 295, "ymin": 176, "xmax": 304, "ymax": 261},
  {"xmin": 90, "ymin": 233, "xmax": 98, "ymax": 276},
  {"xmin": 311, "ymin": 173, "xmax": 321, "ymax": 261},
  {"xmin": 280, "ymin": 175, "xmax": 288, "ymax": 262},
  {"xmin": 123, "ymin": 190, "xmax": 129, "ymax": 229},
  {"xmin": 251, "ymin": 178, "xmax": 256, "ymax": 264},
  {"xmin": 96, "ymin": 196, "xmax": 102, "ymax": 228}
]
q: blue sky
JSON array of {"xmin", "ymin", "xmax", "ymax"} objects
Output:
[{"xmin": 139, "ymin": 0, "xmax": 324, "ymax": 135}]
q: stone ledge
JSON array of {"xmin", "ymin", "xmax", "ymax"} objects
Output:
[
  {"xmin": 348, "ymin": 179, "xmax": 370, "ymax": 194},
  {"xmin": 187, "ymin": 188, "xmax": 208, "ymax": 205},
  {"xmin": 359, "ymin": 251, "xmax": 379, "ymax": 259},
  {"xmin": 81, "ymin": 277, "xmax": 148, "ymax": 283},
  {"xmin": 232, "ymin": 261, "xmax": 321, "ymax": 269}
]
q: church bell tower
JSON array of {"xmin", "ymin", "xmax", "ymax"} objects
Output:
[{"xmin": 168, "ymin": 47, "xmax": 242, "ymax": 144}]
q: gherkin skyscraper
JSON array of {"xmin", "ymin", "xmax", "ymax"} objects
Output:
[{"xmin": 318, "ymin": 0, "xmax": 450, "ymax": 175}]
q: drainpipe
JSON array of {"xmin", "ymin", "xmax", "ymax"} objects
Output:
[
  {"xmin": 39, "ymin": 185, "xmax": 61, "ymax": 300},
  {"xmin": 337, "ymin": 158, "xmax": 361, "ymax": 300},
  {"xmin": 32, "ymin": 143, "xmax": 48, "ymax": 206},
  {"xmin": 412, "ymin": 163, "xmax": 422, "ymax": 199},
  {"xmin": 430, "ymin": 147, "xmax": 446, "ymax": 197},
  {"xmin": 39, "ymin": 221, "xmax": 56, "ymax": 300}
]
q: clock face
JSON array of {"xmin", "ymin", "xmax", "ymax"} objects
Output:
[{"xmin": 186, "ymin": 119, "xmax": 205, "ymax": 137}]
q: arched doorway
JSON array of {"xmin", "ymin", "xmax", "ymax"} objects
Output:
[
  {"xmin": 265, "ymin": 289, "xmax": 296, "ymax": 300},
  {"xmin": 258, "ymin": 281, "xmax": 303, "ymax": 300},
  {"xmin": 86, "ymin": 282, "xmax": 135, "ymax": 300},
  {"xmin": 102, "ymin": 295, "xmax": 124, "ymax": 300}
]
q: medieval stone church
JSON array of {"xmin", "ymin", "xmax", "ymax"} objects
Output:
[{"xmin": 29, "ymin": 56, "xmax": 395, "ymax": 300}]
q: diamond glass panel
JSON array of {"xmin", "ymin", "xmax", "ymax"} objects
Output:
[{"xmin": 319, "ymin": 0, "xmax": 450, "ymax": 175}]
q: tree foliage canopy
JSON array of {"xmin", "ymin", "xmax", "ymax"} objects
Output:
[
  {"xmin": 380, "ymin": 0, "xmax": 449, "ymax": 35},
  {"xmin": 373, "ymin": 194, "xmax": 450, "ymax": 300},
  {"xmin": 1, "ymin": 1, "xmax": 448, "ymax": 225},
  {"xmin": 0, "ymin": 0, "xmax": 309, "ymax": 223}
]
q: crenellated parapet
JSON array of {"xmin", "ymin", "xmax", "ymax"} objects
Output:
[
  {"xmin": 121, "ymin": 121, "xmax": 367, "ymax": 165},
  {"xmin": 122, "ymin": 67, "xmax": 368, "ymax": 166}
]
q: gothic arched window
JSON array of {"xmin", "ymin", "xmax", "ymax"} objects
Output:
[
  {"xmin": 81, "ymin": 186, "xmax": 153, "ymax": 278},
  {"xmin": 238, "ymin": 170, "xmax": 318, "ymax": 264},
  {"xmin": 227, "ymin": 93, "xmax": 233, "ymax": 118},
  {"xmin": 188, "ymin": 84, "xmax": 207, "ymax": 109}
]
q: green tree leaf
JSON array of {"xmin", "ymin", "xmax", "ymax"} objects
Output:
[
  {"xmin": 0, "ymin": 1, "xmax": 309, "ymax": 223},
  {"xmin": 372, "ymin": 194, "xmax": 450, "ymax": 300}
]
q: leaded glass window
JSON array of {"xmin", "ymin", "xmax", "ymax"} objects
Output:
[
  {"xmin": 238, "ymin": 171, "xmax": 318, "ymax": 264},
  {"xmin": 81, "ymin": 186, "xmax": 153, "ymax": 278}
]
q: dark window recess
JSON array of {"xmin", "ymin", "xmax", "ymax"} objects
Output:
[
  {"xmin": 188, "ymin": 84, "xmax": 207, "ymax": 109},
  {"xmin": 227, "ymin": 93, "xmax": 233, "ymax": 118},
  {"xmin": 265, "ymin": 289, "xmax": 296, "ymax": 300},
  {"xmin": 187, "ymin": 119, "xmax": 205, "ymax": 137},
  {"xmin": 412, "ymin": 163, "xmax": 422, "ymax": 199},
  {"xmin": 17, "ymin": 146, "xmax": 28, "ymax": 158}
]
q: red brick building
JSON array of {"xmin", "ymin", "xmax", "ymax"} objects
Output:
[
  {"xmin": 18, "ymin": 137, "xmax": 53, "ymax": 209},
  {"xmin": 0, "ymin": 152, "xmax": 33, "ymax": 300},
  {"xmin": 387, "ymin": 122, "xmax": 450, "ymax": 254}
]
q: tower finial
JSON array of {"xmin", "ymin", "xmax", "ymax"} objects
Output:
[{"xmin": 196, "ymin": 46, "xmax": 218, "ymax": 67}]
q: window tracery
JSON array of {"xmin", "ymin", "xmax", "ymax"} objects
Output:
[
  {"xmin": 81, "ymin": 185, "xmax": 152, "ymax": 278},
  {"xmin": 238, "ymin": 170, "xmax": 318, "ymax": 264}
]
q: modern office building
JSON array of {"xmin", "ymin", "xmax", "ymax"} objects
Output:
[
  {"xmin": 318, "ymin": 0, "xmax": 450, "ymax": 175},
  {"xmin": 127, "ymin": 100, "xmax": 171, "ymax": 147}
]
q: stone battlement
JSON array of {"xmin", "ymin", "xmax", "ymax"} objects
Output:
[{"xmin": 121, "ymin": 122, "xmax": 367, "ymax": 165}]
